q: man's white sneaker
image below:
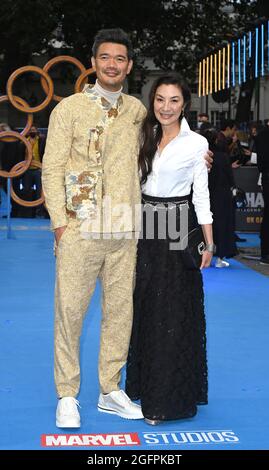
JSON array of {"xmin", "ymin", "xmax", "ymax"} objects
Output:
[
  {"xmin": 98, "ymin": 390, "xmax": 143, "ymax": 419},
  {"xmin": 56, "ymin": 397, "xmax": 81, "ymax": 428},
  {"xmin": 215, "ymin": 257, "xmax": 230, "ymax": 268}
]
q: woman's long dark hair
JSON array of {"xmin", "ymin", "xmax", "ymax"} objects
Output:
[{"xmin": 139, "ymin": 73, "xmax": 191, "ymax": 184}]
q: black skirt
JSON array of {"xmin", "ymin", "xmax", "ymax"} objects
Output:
[{"xmin": 126, "ymin": 194, "xmax": 208, "ymax": 421}]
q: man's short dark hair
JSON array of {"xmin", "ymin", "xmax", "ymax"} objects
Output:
[
  {"xmin": 220, "ymin": 119, "xmax": 235, "ymax": 131},
  {"xmin": 92, "ymin": 28, "xmax": 134, "ymax": 60}
]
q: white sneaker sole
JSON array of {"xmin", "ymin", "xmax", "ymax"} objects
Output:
[
  {"xmin": 56, "ymin": 419, "xmax": 80, "ymax": 428},
  {"xmin": 98, "ymin": 405, "xmax": 143, "ymax": 420}
]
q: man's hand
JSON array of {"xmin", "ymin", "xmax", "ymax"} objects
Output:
[
  {"xmin": 231, "ymin": 160, "xmax": 241, "ymax": 169},
  {"xmin": 204, "ymin": 149, "xmax": 214, "ymax": 170},
  {"xmin": 55, "ymin": 226, "xmax": 67, "ymax": 245}
]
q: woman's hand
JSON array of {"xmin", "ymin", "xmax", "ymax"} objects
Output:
[
  {"xmin": 200, "ymin": 250, "xmax": 213, "ymax": 269},
  {"xmin": 204, "ymin": 149, "xmax": 214, "ymax": 170}
]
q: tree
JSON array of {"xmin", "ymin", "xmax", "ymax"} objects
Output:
[
  {"xmin": 234, "ymin": 0, "xmax": 269, "ymax": 122},
  {"xmin": 0, "ymin": 0, "xmax": 62, "ymax": 91},
  {"xmin": 0, "ymin": 0, "xmax": 263, "ymax": 123}
]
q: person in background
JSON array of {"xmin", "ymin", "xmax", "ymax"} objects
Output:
[
  {"xmin": 22, "ymin": 126, "xmax": 46, "ymax": 217},
  {"xmin": 0, "ymin": 123, "xmax": 11, "ymax": 186},
  {"xmin": 201, "ymin": 125, "xmax": 237, "ymax": 267},
  {"xmin": 255, "ymin": 125, "xmax": 269, "ymax": 265},
  {"xmin": 218, "ymin": 119, "xmax": 247, "ymax": 243},
  {"xmin": 248, "ymin": 123, "xmax": 258, "ymax": 149},
  {"xmin": 217, "ymin": 119, "xmax": 237, "ymax": 156},
  {"xmin": 197, "ymin": 112, "xmax": 209, "ymax": 130},
  {"xmin": 241, "ymin": 122, "xmax": 263, "ymax": 166},
  {"xmin": 0, "ymin": 123, "xmax": 25, "ymax": 217},
  {"xmin": 0, "ymin": 123, "xmax": 12, "ymax": 177},
  {"xmin": 0, "ymin": 123, "xmax": 11, "ymax": 208}
]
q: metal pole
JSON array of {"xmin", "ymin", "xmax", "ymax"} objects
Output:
[
  {"xmin": 228, "ymin": 87, "xmax": 231, "ymax": 119},
  {"xmin": 257, "ymin": 77, "xmax": 260, "ymax": 121},
  {"xmin": 6, "ymin": 177, "xmax": 15, "ymax": 239}
]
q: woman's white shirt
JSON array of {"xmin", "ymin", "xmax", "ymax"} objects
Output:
[{"xmin": 141, "ymin": 118, "xmax": 213, "ymax": 225}]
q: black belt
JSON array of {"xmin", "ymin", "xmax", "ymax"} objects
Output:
[{"xmin": 142, "ymin": 193, "xmax": 191, "ymax": 208}]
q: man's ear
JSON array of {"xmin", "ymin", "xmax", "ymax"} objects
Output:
[
  {"xmin": 127, "ymin": 59, "xmax": 133, "ymax": 75},
  {"xmin": 91, "ymin": 57, "xmax": 96, "ymax": 70}
]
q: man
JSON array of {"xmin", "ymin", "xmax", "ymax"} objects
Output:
[
  {"xmin": 217, "ymin": 119, "xmax": 236, "ymax": 154},
  {"xmin": 197, "ymin": 112, "xmax": 209, "ymax": 129},
  {"xmin": 42, "ymin": 28, "xmax": 213, "ymax": 428},
  {"xmin": 218, "ymin": 119, "xmax": 247, "ymax": 244},
  {"xmin": 0, "ymin": 123, "xmax": 25, "ymax": 217},
  {"xmin": 255, "ymin": 126, "xmax": 269, "ymax": 265},
  {"xmin": 23, "ymin": 126, "xmax": 46, "ymax": 217}
]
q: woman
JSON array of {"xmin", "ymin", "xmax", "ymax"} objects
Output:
[
  {"xmin": 126, "ymin": 73, "xmax": 214, "ymax": 424},
  {"xmin": 200, "ymin": 126, "xmax": 237, "ymax": 267}
]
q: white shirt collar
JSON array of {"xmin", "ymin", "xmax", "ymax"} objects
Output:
[
  {"xmin": 179, "ymin": 117, "xmax": 191, "ymax": 137},
  {"xmin": 154, "ymin": 117, "xmax": 191, "ymax": 139}
]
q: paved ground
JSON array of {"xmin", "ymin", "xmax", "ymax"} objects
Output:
[{"xmin": 236, "ymin": 246, "xmax": 269, "ymax": 278}]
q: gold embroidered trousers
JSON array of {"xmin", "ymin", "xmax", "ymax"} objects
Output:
[{"xmin": 54, "ymin": 219, "xmax": 137, "ymax": 397}]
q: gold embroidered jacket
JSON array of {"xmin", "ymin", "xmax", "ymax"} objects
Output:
[{"xmin": 42, "ymin": 86, "xmax": 146, "ymax": 232}]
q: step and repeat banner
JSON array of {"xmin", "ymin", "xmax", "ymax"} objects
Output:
[{"xmin": 233, "ymin": 166, "xmax": 263, "ymax": 232}]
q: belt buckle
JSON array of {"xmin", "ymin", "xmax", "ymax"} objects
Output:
[{"xmin": 178, "ymin": 200, "xmax": 189, "ymax": 210}]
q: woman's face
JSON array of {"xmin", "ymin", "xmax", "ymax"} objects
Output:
[{"xmin": 154, "ymin": 84, "xmax": 184, "ymax": 128}]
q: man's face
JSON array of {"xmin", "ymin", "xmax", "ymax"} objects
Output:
[
  {"xmin": 29, "ymin": 126, "xmax": 38, "ymax": 137},
  {"xmin": 198, "ymin": 115, "xmax": 208, "ymax": 123},
  {"xmin": 226, "ymin": 125, "xmax": 236, "ymax": 138},
  {"xmin": 91, "ymin": 42, "xmax": 133, "ymax": 92}
]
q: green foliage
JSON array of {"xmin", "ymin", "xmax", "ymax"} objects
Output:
[
  {"xmin": 0, "ymin": 0, "xmax": 61, "ymax": 89},
  {"xmin": 0, "ymin": 0, "xmax": 262, "ymax": 92}
]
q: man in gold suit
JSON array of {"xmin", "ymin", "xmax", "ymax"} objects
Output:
[{"xmin": 42, "ymin": 28, "xmax": 145, "ymax": 427}]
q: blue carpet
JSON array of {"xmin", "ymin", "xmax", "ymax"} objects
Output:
[
  {"xmin": 0, "ymin": 221, "xmax": 268, "ymax": 450},
  {"xmin": 235, "ymin": 232, "xmax": 261, "ymax": 248}
]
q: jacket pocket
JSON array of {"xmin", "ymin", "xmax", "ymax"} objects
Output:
[{"xmin": 65, "ymin": 170, "xmax": 102, "ymax": 220}]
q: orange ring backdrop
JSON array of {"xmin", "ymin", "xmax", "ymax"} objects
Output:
[
  {"xmin": 7, "ymin": 65, "xmax": 54, "ymax": 113},
  {"xmin": 10, "ymin": 160, "xmax": 45, "ymax": 207},
  {"xmin": 0, "ymin": 95, "xmax": 33, "ymax": 142},
  {"xmin": 41, "ymin": 56, "xmax": 86, "ymax": 102},
  {"xmin": 74, "ymin": 67, "xmax": 95, "ymax": 93},
  {"xmin": 1, "ymin": 57, "xmax": 94, "ymax": 208},
  {"xmin": 0, "ymin": 131, "xmax": 32, "ymax": 178}
]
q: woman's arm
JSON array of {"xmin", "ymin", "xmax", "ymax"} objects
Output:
[
  {"xmin": 192, "ymin": 140, "xmax": 214, "ymax": 269},
  {"xmin": 192, "ymin": 141, "xmax": 213, "ymax": 226},
  {"xmin": 200, "ymin": 224, "xmax": 214, "ymax": 269}
]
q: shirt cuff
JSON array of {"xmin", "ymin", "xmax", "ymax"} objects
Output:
[
  {"xmin": 197, "ymin": 213, "xmax": 213, "ymax": 225},
  {"xmin": 50, "ymin": 214, "xmax": 68, "ymax": 231}
]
